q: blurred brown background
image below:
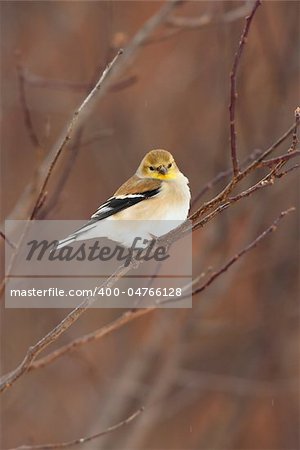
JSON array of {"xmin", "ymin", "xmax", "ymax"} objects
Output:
[{"xmin": 1, "ymin": 1, "xmax": 299, "ymax": 449}]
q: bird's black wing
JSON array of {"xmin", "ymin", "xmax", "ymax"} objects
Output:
[
  {"xmin": 90, "ymin": 189, "xmax": 159, "ymax": 222},
  {"xmin": 70, "ymin": 188, "xmax": 160, "ymax": 239}
]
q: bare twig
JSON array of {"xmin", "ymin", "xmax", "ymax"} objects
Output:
[
  {"xmin": 30, "ymin": 49, "xmax": 123, "ymax": 221},
  {"xmin": 143, "ymin": 2, "xmax": 255, "ymax": 47},
  {"xmin": 163, "ymin": 207, "xmax": 295, "ymax": 305},
  {"xmin": 0, "ymin": 121, "xmax": 297, "ymax": 393},
  {"xmin": 7, "ymin": 407, "xmax": 144, "ymax": 450},
  {"xmin": 19, "ymin": 207, "xmax": 296, "ymax": 370},
  {"xmin": 193, "ymin": 143, "xmax": 297, "ymax": 215},
  {"xmin": 29, "ymin": 308, "xmax": 153, "ymax": 372},
  {"xmin": 259, "ymin": 150, "xmax": 300, "ymax": 168},
  {"xmin": 37, "ymin": 129, "xmax": 84, "ymax": 219},
  {"xmin": 0, "ymin": 231, "xmax": 16, "ymax": 250},
  {"xmin": 191, "ymin": 129, "xmax": 300, "ymax": 236},
  {"xmin": 145, "ymin": 3, "xmax": 254, "ymax": 47},
  {"xmin": 167, "ymin": 2, "xmax": 253, "ymax": 28},
  {"xmin": 271, "ymin": 108, "xmax": 300, "ymax": 177},
  {"xmin": 191, "ymin": 148, "xmax": 263, "ymax": 209},
  {"xmin": 276, "ymin": 163, "xmax": 300, "ymax": 178},
  {"xmin": 20, "ymin": 70, "xmax": 137, "ymax": 94},
  {"xmin": 291, "ymin": 106, "xmax": 300, "ymax": 151},
  {"xmin": 0, "ymin": 0, "xmax": 188, "ymax": 393},
  {"xmin": 16, "ymin": 59, "xmax": 41, "ymax": 149},
  {"xmin": 1, "ymin": 1, "xmax": 298, "ymax": 404},
  {"xmin": 0, "ymin": 257, "xmax": 155, "ymax": 393},
  {"xmin": 190, "ymin": 121, "xmax": 295, "ymax": 224},
  {"xmin": 167, "ymin": 12, "xmax": 211, "ymax": 28},
  {"xmin": 3, "ymin": 0, "xmax": 182, "ymax": 228},
  {"xmin": 192, "ymin": 208, "xmax": 295, "ymax": 295},
  {"xmin": 0, "ymin": 50, "xmax": 123, "ymax": 299},
  {"xmin": 229, "ymin": 0, "xmax": 261, "ymax": 176},
  {"xmin": 192, "ymin": 164, "xmax": 293, "ymax": 233},
  {"xmin": 238, "ymin": 122, "xmax": 296, "ymax": 178}
]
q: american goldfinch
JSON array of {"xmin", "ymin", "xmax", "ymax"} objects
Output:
[{"xmin": 56, "ymin": 149, "xmax": 190, "ymax": 249}]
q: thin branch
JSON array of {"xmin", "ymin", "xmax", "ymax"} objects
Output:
[
  {"xmin": 144, "ymin": 3, "xmax": 254, "ymax": 47},
  {"xmin": 1, "ymin": 1, "xmax": 298, "ymax": 400},
  {"xmin": 3, "ymin": 0, "xmax": 183, "ymax": 230},
  {"xmin": 0, "ymin": 259, "xmax": 154, "ymax": 393},
  {"xmin": 190, "ymin": 121, "xmax": 295, "ymax": 224},
  {"xmin": 0, "ymin": 1, "xmax": 187, "ymax": 393},
  {"xmin": 192, "ymin": 207, "xmax": 295, "ymax": 296},
  {"xmin": 30, "ymin": 49, "xmax": 123, "ymax": 221},
  {"xmin": 276, "ymin": 163, "xmax": 300, "ymax": 178},
  {"xmin": 238, "ymin": 122, "xmax": 297, "ymax": 178},
  {"xmin": 192, "ymin": 166, "xmax": 287, "ymax": 233},
  {"xmin": 21, "ymin": 70, "xmax": 137, "ymax": 94},
  {"xmin": 291, "ymin": 106, "xmax": 300, "ymax": 151},
  {"xmin": 16, "ymin": 59, "xmax": 41, "ymax": 149},
  {"xmin": 16, "ymin": 192, "xmax": 297, "ymax": 370},
  {"xmin": 36, "ymin": 129, "xmax": 84, "ymax": 219},
  {"xmin": 229, "ymin": 0, "xmax": 261, "ymax": 176},
  {"xmin": 166, "ymin": 207, "xmax": 296, "ymax": 305},
  {"xmin": 29, "ymin": 309, "xmax": 153, "ymax": 372},
  {"xmin": 0, "ymin": 122, "xmax": 297, "ymax": 393},
  {"xmin": 195, "ymin": 147, "xmax": 298, "ymax": 211},
  {"xmin": 7, "ymin": 408, "xmax": 144, "ymax": 450},
  {"xmin": 0, "ymin": 50, "xmax": 123, "ymax": 299},
  {"xmin": 191, "ymin": 148, "xmax": 263, "ymax": 209},
  {"xmin": 166, "ymin": 2, "xmax": 253, "ymax": 28},
  {"xmin": 22, "ymin": 206, "xmax": 296, "ymax": 369},
  {"xmin": 258, "ymin": 150, "xmax": 300, "ymax": 168},
  {"xmin": 167, "ymin": 12, "xmax": 211, "ymax": 28},
  {"xmin": 143, "ymin": 3, "xmax": 254, "ymax": 47},
  {"xmin": 0, "ymin": 232, "xmax": 16, "ymax": 250}
]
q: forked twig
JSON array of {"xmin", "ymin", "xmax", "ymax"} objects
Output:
[
  {"xmin": 229, "ymin": 0, "xmax": 261, "ymax": 176},
  {"xmin": 190, "ymin": 120, "xmax": 296, "ymax": 224},
  {"xmin": 259, "ymin": 150, "xmax": 299, "ymax": 168},
  {"xmin": 192, "ymin": 207, "xmax": 295, "ymax": 296},
  {"xmin": 16, "ymin": 59, "xmax": 41, "ymax": 149},
  {"xmin": 191, "ymin": 148, "xmax": 263, "ymax": 209},
  {"xmin": 0, "ymin": 231, "xmax": 16, "ymax": 250},
  {"xmin": 30, "ymin": 49, "xmax": 123, "ymax": 221},
  {"xmin": 0, "ymin": 1, "xmax": 298, "ymax": 404},
  {"xmin": 167, "ymin": 2, "xmax": 253, "ymax": 28},
  {"xmin": 3, "ymin": 0, "xmax": 183, "ymax": 230},
  {"xmin": 29, "ymin": 308, "xmax": 153, "ymax": 372},
  {"xmin": 0, "ymin": 50, "xmax": 123, "ymax": 299},
  {"xmin": 7, "ymin": 408, "xmax": 144, "ymax": 450},
  {"xmin": 276, "ymin": 164, "xmax": 299, "ymax": 178},
  {"xmin": 20, "ymin": 207, "xmax": 296, "ymax": 370},
  {"xmin": 1, "ymin": 114, "xmax": 298, "ymax": 394},
  {"xmin": 291, "ymin": 106, "xmax": 300, "ymax": 151}
]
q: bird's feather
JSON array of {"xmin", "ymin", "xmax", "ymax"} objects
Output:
[
  {"xmin": 114, "ymin": 175, "xmax": 161, "ymax": 196},
  {"xmin": 90, "ymin": 187, "xmax": 160, "ymax": 221},
  {"xmin": 55, "ymin": 178, "xmax": 162, "ymax": 249}
]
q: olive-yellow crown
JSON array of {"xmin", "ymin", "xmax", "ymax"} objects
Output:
[{"xmin": 137, "ymin": 149, "xmax": 180, "ymax": 180}]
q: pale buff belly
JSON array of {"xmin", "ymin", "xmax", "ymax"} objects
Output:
[
  {"xmin": 79, "ymin": 179, "xmax": 190, "ymax": 247},
  {"xmin": 102, "ymin": 179, "xmax": 191, "ymax": 245}
]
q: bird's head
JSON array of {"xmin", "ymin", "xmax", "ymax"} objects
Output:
[{"xmin": 137, "ymin": 149, "xmax": 180, "ymax": 180}]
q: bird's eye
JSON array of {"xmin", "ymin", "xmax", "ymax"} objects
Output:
[
  {"xmin": 149, "ymin": 166, "xmax": 155, "ymax": 171},
  {"xmin": 168, "ymin": 163, "xmax": 172, "ymax": 168}
]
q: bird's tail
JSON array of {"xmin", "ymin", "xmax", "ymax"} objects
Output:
[
  {"xmin": 55, "ymin": 234, "xmax": 77, "ymax": 250},
  {"xmin": 54, "ymin": 221, "xmax": 98, "ymax": 251}
]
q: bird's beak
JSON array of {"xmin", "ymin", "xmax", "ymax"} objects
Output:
[{"xmin": 158, "ymin": 165, "xmax": 167, "ymax": 175}]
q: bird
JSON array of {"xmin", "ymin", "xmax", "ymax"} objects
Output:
[{"xmin": 55, "ymin": 149, "xmax": 190, "ymax": 249}]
